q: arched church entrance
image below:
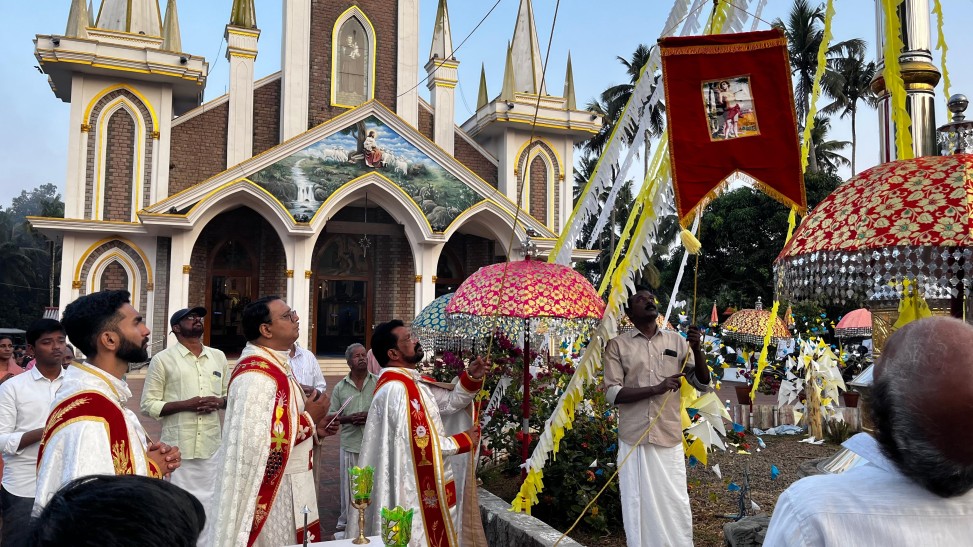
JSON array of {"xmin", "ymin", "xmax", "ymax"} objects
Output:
[
  {"xmin": 312, "ymin": 233, "xmax": 372, "ymax": 355},
  {"xmin": 310, "ymin": 202, "xmax": 416, "ymax": 355},
  {"xmin": 189, "ymin": 207, "xmax": 287, "ymax": 356}
]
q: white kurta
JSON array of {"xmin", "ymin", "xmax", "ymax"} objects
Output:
[
  {"xmin": 203, "ymin": 344, "xmax": 319, "ymax": 547},
  {"xmin": 33, "ymin": 363, "xmax": 154, "ymax": 516},
  {"xmin": 347, "ymin": 368, "xmax": 477, "ymax": 546}
]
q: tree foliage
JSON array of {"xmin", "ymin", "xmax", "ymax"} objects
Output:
[{"xmin": 0, "ymin": 184, "xmax": 63, "ymax": 328}]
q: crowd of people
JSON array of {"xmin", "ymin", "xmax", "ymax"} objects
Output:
[{"xmin": 0, "ymin": 286, "xmax": 971, "ymax": 546}]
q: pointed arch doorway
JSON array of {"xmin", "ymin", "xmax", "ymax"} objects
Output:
[{"xmin": 312, "ymin": 234, "xmax": 373, "ymax": 355}]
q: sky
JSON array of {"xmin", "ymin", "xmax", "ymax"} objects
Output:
[{"xmin": 2, "ymin": 0, "xmax": 972, "ymax": 209}]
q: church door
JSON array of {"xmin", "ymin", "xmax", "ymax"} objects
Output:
[
  {"xmin": 311, "ymin": 234, "xmax": 373, "ymax": 355},
  {"xmin": 206, "ymin": 239, "xmax": 258, "ymax": 356}
]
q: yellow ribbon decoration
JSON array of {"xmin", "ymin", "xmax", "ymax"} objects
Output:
[
  {"xmin": 881, "ymin": 0, "xmax": 915, "ymax": 160},
  {"xmin": 785, "ymin": 207, "xmax": 798, "ymax": 243},
  {"xmin": 749, "ymin": 299, "xmax": 782, "ymax": 400},
  {"xmin": 799, "ymin": 0, "xmax": 835, "ymax": 173},
  {"xmin": 932, "ymin": 0, "xmax": 952, "ymax": 112}
]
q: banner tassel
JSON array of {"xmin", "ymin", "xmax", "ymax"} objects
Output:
[{"xmin": 680, "ymin": 227, "xmax": 702, "ymax": 255}]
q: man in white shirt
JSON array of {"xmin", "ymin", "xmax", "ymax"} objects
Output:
[
  {"xmin": 0, "ymin": 319, "xmax": 66, "ymax": 545},
  {"xmin": 140, "ymin": 306, "xmax": 229, "ymax": 539},
  {"xmin": 289, "ymin": 341, "xmax": 327, "ymax": 395},
  {"xmin": 764, "ymin": 317, "xmax": 973, "ymax": 546}
]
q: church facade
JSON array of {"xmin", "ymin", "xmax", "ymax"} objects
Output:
[{"xmin": 30, "ymin": 0, "xmax": 600, "ymax": 355}]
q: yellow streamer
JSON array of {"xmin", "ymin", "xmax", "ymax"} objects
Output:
[
  {"xmin": 749, "ymin": 299, "xmax": 781, "ymax": 400},
  {"xmin": 881, "ymin": 0, "xmax": 915, "ymax": 160},
  {"xmin": 799, "ymin": 0, "xmax": 835, "ymax": 173},
  {"xmin": 785, "ymin": 207, "xmax": 798, "ymax": 243},
  {"xmin": 932, "ymin": 0, "xmax": 952, "ymax": 113}
]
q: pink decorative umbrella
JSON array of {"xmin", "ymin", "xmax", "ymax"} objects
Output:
[
  {"xmin": 834, "ymin": 308, "xmax": 872, "ymax": 339},
  {"xmin": 446, "ymin": 257, "xmax": 605, "ymax": 476}
]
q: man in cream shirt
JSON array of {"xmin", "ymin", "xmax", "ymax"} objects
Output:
[{"xmin": 141, "ymin": 306, "xmax": 228, "ymax": 538}]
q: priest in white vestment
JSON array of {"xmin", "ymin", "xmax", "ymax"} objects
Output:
[
  {"xmin": 204, "ymin": 297, "xmax": 337, "ymax": 547},
  {"xmin": 604, "ymin": 287, "xmax": 710, "ymax": 547},
  {"xmin": 35, "ymin": 290, "xmax": 182, "ymax": 515},
  {"xmin": 347, "ymin": 319, "xmax": 487, "ymax": 547}
]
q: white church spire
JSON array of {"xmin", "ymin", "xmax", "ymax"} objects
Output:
[
  {"xmin": 429, "ymin": 0, "xmax": 454, "ymax": 61},
  {"xmin": 161, "ymin": 0, "xmax": 182, "ymax": 52},
  {"xmin": 96, "ymin": 0, "xmax": 163, "ymax": 36},
  {"xmin": 509, "ymin": 0, "xmax": 545, "ymax": 95},
  {"xmin": 65, "ymin": 0, "xmax": 90, "ymax": 39}
]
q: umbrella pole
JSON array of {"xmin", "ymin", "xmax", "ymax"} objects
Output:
[{"xmin": 521, "ymin": 318, "xmax": 530, "ymax": 482}]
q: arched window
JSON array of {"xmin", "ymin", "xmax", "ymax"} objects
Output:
[{"xmin": 332, "ymin": 8, "xmax": 376, "ymax": 108}]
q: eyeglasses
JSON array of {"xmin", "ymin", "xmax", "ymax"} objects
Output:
[
  {"xmin": 280, "ymin": 309, "xmax": 299, "ymax": 323},
  {"xmin": 183, "ymin": 314, "xmax": 203, "ymax": 322},
  {"xmin": 398, "ymin": 331, "xmax": 418, "ymax": 344}
]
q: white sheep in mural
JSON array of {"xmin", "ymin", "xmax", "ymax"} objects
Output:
[
  {"xmin": 320, "ymin": 147, "xmax": 349, "ymax": 163},
  {"xmin": 393, "ymin": 159, "xmax": 409, "ymax": 175}
]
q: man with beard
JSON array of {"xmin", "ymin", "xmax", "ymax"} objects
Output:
[
  {"xmin": 603, "ymin": 286, "xmax": 710, "ymax": 547},
  {"xmin": 205, "ymin": 296, "xmax": 338, "ymax": 546},
  {"xmin": 0, "ymin": 319, "xmax": 66, "ymax": 545},
  {"xmin": 764, "ymin": 317, "xmax": 973, "ymax": 545},
  {"xmin": 141, "ymin": 306, "xmax": 228, "ymax": 540},
  {"xmin": 34, "ymin": 290, "xmax": 181, "ymax": 515},
  {"xmin": 346, "ymin": 320, "xmax": 486, "ymax": 546}
]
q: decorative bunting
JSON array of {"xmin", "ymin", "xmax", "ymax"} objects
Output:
[
  {"xmin": 932, "ymin": 0, "xmax": 952, "ymax": 114},
  {"xmin": 880, "ymin": 0, "xmax": 914, "ymax": 160},
  {"xmin": 799, "ymin": 0, "xmax": 835, "ymax": 173}
]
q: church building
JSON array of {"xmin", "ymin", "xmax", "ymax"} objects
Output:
[{"xmin": 29, "ymin": 0, "xmax": 600, "ymax": 355}]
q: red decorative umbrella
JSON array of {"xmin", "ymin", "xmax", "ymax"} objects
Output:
[
  {"xmin": 710, "ymin": 303, "xmax": 719, "ymax": 327},
  {"xmin": 446, "ymin": 257, "xmax": 605, "ymax": 476},
  {"xmin": 834, "ymin": 308, "xmax": 872, "ymax": 339},
  {"xmin": 776, "ymin": 154, "xmax": 973, "ymax": 305}
]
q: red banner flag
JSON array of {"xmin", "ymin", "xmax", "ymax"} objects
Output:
[{"xmin": 661, "ymin": 29, "xmax": 806, "ymax": 225}]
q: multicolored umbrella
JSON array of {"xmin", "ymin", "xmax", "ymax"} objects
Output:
[
  {"xmin": 721, "ymin": 300, "xmax": 792, "ymax": 347},
  {"xmin": 413, "ymin": 293, "xmax": 474, "ymax": 352},
  {"xmin": 446, "ymin": 257, "xmax": 605, "ymax": 476},
  {"xmin": 834, "ymin": 308, "xmax": 872, "ymax": 339},
  {"xmin": 777, "ymin": 154, "xmax": 973, "ymax": 304},
  {"xmin": 445, "ymin": 257, "xmax": 605, "ymax": 340}
]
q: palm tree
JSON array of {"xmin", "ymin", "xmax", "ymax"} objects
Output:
[
  {"xmin": 823, "ymin": 50, "xmax": 878, "ymax": 174},
  {"xmin": 809, "ymin": 115, "xmax": 851, "ymax": 174},
  {"xmin": 581, "ymin": 44, "xmax": 665, "ymax": 166},
  {"xmin": 774, "ymin": 0, "xmax": 864, "ymax": 173}
]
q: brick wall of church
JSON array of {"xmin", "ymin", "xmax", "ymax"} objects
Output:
[
  {"xmin": 169, "ymin": 103, "xmax": 229, "ymax": 195},
  {"xmin": 308, "ymin": 0, "xmax": 399, "ymax": 127},
  {"xmin": 258, "ymin": 226, "xmax": 288, "ymax": 299},
  {"xmin": 371, "ymin": 234, "xmax": 415, "ymax": 324},
  {"xmin": 529, "ymin": 156, "xmax": 547, "ymax": 226},
  {"xmin": 103, "ymin": 111, "xmax": 136, "ymax": 221},
  {"xmin": 455, "ymin": 136, "xmax": 499, "ymax": 188},
  {"xmin": 99, "ymin": 262, "xmax": 129, "ymax": 291},
  {"xmin": 253, "ymin": 78, "xmax": 282, "ymax": 156}
]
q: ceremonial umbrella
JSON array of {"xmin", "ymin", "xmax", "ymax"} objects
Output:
[
  {"xmin": 445, "ymin": 257, "xmax": 605, "ymax": 473},
  {"xmin": 776, "ymin": 154, "xmax": 973, "ymax": 307},
  {"xmin": 710, "ymin": 303, "xmax": 720, "ymax": 327},
  {"xmin": 721, "ymin": 299, "xmax": 792, "ymax": 347},
  {"xmin": 834, "ymin": 308, "xmax": 872, "ymax": 339},
  {"xmin": 412, "ymin": 293, "xmax": 474, "ymax": 352}
]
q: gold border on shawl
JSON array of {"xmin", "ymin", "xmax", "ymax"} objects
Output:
[{"xmin": 39, "ymin": 390, "xmax": 138, "ymax": 475}]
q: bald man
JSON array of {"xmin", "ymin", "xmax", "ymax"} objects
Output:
[{"xmin": 764, "ymin": 317, "xmax": 973, "ymax": 546}]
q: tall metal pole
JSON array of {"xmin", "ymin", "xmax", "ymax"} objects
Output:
[{"xmin": 521, "ymin": 317, "xmax": 530, "ymax": 482}]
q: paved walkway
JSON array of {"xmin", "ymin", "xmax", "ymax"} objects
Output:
[{"xmin": 124, "ymin": 374, "xmax": 347, "ymax": 538}]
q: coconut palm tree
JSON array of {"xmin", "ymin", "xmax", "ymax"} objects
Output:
[
  {"xmin": 810, "ymin": 115, "xmax": 851, "ymax": 174},
  {"xmin": 774, "ymin": 0, "xmax": 865, "ymax": 173},
  {"xmin": 822, "ymin": 50, "xmax": 878, "ymax": 175}
]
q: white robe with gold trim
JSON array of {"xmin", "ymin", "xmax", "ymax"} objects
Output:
[
  {"xmin": 347, "ymin": 368, "xmax": 477, "ymax": 546},
  {"xmin": 203, "ymin": 344, "xmax": 319, "ymax": 547}
]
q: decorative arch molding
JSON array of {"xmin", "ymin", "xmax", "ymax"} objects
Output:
[
  {"xmin": 182, "ymin": 180, "xmax": 297, "ymax": 267},
  {"xmin": 515, "ymin": 139, "xmax": 562, "ymax": 230},
  {"xmin": 442, "ymin": 200, "xmax": 528, "ymax": 256},
  {"xmin": 331, "ymin": 6, "xmax": 377, "ymax": 108},
  {"xmin": 311, "ymin": 173, "xmax": 432, "ymax": 248},
  {"xmin": 85, "ymin": 88, "xmax": 155, "ymax": 221},
  {"xmin": 77, "ymin": 239, "xmax": 152, "ymax": 314}
]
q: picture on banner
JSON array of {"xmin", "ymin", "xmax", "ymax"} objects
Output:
[{"xmin": 702, "ymin": 76, "xmax": 760, "ymax": 141}]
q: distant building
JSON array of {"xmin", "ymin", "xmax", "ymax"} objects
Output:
[{"xmin": 30, "ymin": 0, "xmax": 600, "ymax": 355}]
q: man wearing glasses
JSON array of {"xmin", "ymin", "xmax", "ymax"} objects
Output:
[
  {"xmin": 205, "ymin": 296, "xmax": 338, "ymax": 547},
  {"xmin": 140, "ymin": 306, "xmax": 229, "ymax": 541}
]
